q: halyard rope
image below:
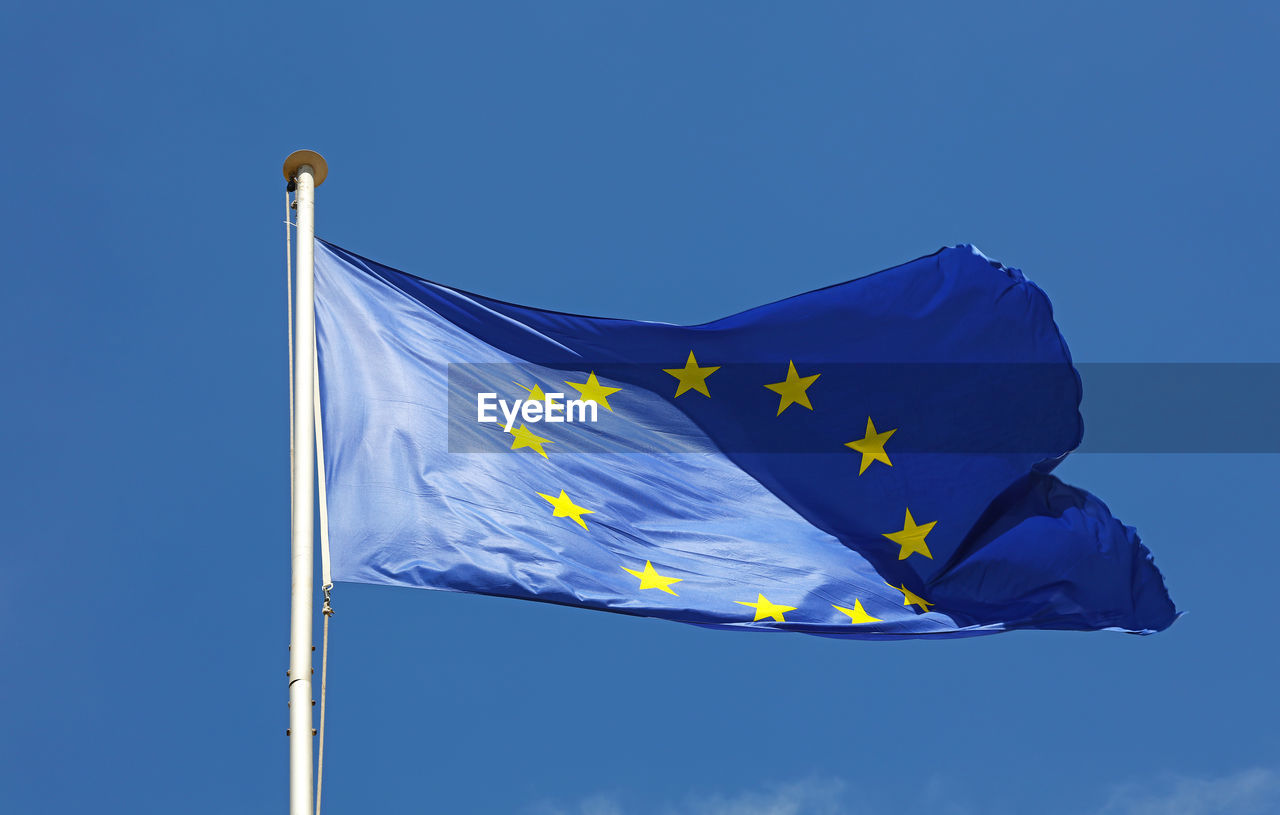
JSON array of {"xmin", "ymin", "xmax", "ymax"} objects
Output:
[
  {"xmin": 316, "ymin": 585, "xmax": 334, "ymax": 815},
  {"xmin": 286, "ymin": 188, "xmax": 294, "ymax": 501}
]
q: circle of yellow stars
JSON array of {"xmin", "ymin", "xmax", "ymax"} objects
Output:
[{"xmin": 498, "ymin": 353, "xmax": 939, "ymax": 626}]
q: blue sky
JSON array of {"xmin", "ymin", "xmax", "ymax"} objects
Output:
[{"xmin": 2, "ymin": 3, "xmax": 1277, "ymax": 813}]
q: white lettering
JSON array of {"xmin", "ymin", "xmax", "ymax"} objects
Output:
[
  {"xmin": 478, "ymin": 391, "xmax": 601, "ymax": 428},
  {"xmin": 566, "ymin": 399, "xmax": 598, "ymax": 423},
  {"xmin": 477, "ymin": 393, "xmax": 498, "ymax": 423},
  {"xmin": 500, "ymin": 399, "xmax": 522, "ymax": 432},
  {"xmin": 544, "ymin": 394, "xmax": 565, "ymax": 422},
  {"xmin": 521, "ymin": 400, "xmax": 544, "ymax": 423}
]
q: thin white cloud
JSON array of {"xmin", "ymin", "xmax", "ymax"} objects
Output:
[
  {"xmin": 578, "ymin": 795, "xmax": 625, "ymax": 815},
  {"xmin": 528, "ymin": 778, "xmax": 850, "ymax": 815},
  {"xmin": 1096, "ymin": 767, "xmax": 1280, "ymax": 815},
  {"xmin": 664, "ymin": 778, "xmax": 848, "ymax": 815},
  {"xmin": 529, "ymin": 766, "xmax": 1280, "ymax": 815}
]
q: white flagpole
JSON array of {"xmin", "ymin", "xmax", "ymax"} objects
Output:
[{"xmin": 283, "ymin": 149, "xmax": 327, "ymax": 815}]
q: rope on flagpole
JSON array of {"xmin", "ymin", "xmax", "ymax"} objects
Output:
[
  {"xmin": 314, "ymin": 346, "xmax": 333, "ymax": 589},
  {"xmin": 285, "ymin": 188, "xmax": 295, "ymax": 503},
  {"xmin": 315, "ymin": 585, "xmax": 333, "ymax": 815},
  {"xmin": 308, "ymin": 193, "xmax": 333, "ymax": 815}
]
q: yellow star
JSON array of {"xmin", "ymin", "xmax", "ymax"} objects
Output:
[
  {"xmin": 663, "ymin": 351, "xmax": 720, "ymax": 398},
  {"xmin": 508, "ymin": 423, "xmax": 552, "ymax": 458},
  {"xmin": 536, "ymin": 489, "xmax": 595, "ymax": 530},
  {"xmin": 735, "ymin": 593, "xmax": 797, "ymax": 622},
  {"xmin": 764, "ymin": 360, "xmax": 821, "ymax": 415},
  {"xmin": 844, "ymin": 417, "xmax": 896, "ymax": 475},
  {"xmin": 833, "ymin": 599, "xmax": 882, "ymax": 624},
  {"xmin": 622, "ymin": 561, "xmax": 682, "ymax": 595},
  {"xmin": 883, "ymin": 508, "xmax": 936, "ymax": 560},
  {"xmin": 891, "ymin": 583, "xmax": 934, "ymax": 613},
  {"xmin": 564, "ymin": 372, "xmax": 621, "ymax": 412}
]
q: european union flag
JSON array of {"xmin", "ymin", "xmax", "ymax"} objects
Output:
[{"xmin": 315, "ymin": 240, "xmax": 1177, "ymax": 637}]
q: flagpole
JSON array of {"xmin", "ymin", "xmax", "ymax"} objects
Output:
[{"xmin": 283, "ymin": 149, "xmax": 327, "ymax": 815}]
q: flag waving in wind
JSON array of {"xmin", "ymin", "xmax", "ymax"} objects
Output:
[{"xmin": 314, "ymin": 240, "xmax": 1177, "ymax": 638}]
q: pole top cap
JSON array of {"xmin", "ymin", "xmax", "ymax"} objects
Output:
[{"xmin": 283, "ymin": 150, "xmax": 328, "ymax": 186}]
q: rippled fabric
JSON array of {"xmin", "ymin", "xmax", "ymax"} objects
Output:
[{"xmin": 315, "ymin": 240, "xmax": 1177, "ymax": 637}]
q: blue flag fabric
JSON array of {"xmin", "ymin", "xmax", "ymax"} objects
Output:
[{"xmin": 315, "ymin": 240, "xmax": 1177, "ymax": 637}]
